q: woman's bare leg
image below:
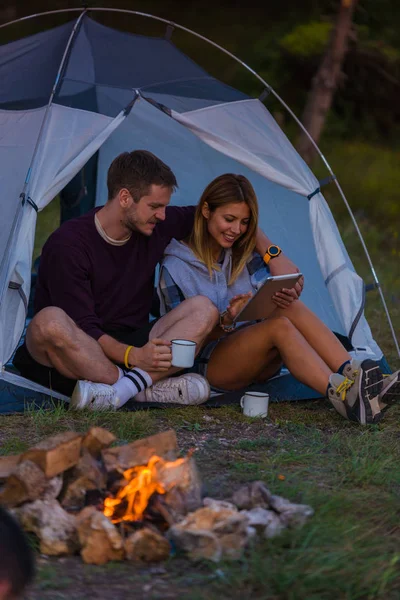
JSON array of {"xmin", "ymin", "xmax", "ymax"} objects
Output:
[
  {"xmin": 206, "ymin": 317, "xmax": 331, "ymax": 394},
  {"xmin": 253, "ymin": 349, "xmax": 283, "ymax": 383},
  {"xmin": 273, "ymin": 300, "xmax": 351, "ymax": 372}
]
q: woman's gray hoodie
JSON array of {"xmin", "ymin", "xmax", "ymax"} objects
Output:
[{"xmin": 158, "ymin": 238, "xmax": 269, "ymax": 315}]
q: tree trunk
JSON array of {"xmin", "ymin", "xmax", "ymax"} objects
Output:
[{"xmin": 296, "ymin": 0, "xmax": 358, "ymax": 165}]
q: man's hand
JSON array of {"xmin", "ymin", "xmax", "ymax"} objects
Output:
[
  {"xmin": 130, "ymin": 339, "xmax": 172, "ymax": 372},
  {"xmin": 226, "ymin": 292, "xmax": 253, "ymax": 321}
]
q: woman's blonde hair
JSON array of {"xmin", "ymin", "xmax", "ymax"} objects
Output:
[{"xmin": 188, "ymin": 174, "xmax": 259, "ymax": 284}]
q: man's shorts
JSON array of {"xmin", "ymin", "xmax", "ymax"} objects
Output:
[{"xmin": 12, "ymin": 320, "xmax": 158, "ymax": 397}]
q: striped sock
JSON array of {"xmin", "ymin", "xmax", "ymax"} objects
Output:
[{"xmin": 112, "ymin": 368, "xmax": 153, "ymax": 406}]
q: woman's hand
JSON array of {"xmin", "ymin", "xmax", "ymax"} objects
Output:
[
  {"xmin": 272, "ymin": 287, "xmax": 299, "ymax": 309},
  {"xmin": 226, "ymin": 292, "xmax": 253, "ymax": 321}
]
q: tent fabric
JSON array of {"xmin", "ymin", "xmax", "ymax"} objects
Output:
[
  {"xmin": 0, "ymin": 104, "xmax": 127, "ymax": 366},
  {"xmin": 55, "ymin": 16, "xmax": 247, "ymax": 116},
  {"xmin": 171, "ymin": 99, "xmax": 317, "ymax": 196},
  {"xmin": 0, "ymin": 22, "xmax": 75, "ymax": 110},
  {"xmin": 0, "ymin": 13, "xmax": 386, "ymax": 412}
]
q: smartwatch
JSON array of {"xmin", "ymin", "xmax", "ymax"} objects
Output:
[{"xmin": 263, "ymin": 244, "xmax": 282, "ymax": 265}]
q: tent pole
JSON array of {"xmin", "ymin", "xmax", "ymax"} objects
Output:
[
  {"xmin": 0, "ymin": 9, "xmax": 87, "ymax": 309},
  {"xmin": 1, "ymin": 7, "xmax": 398, "ymax": 361},
  {"xmin": 0, "ymin": 8, "xmax": 83, "ymax": 30}
]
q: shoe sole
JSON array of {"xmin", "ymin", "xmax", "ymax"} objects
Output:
[
  {"xmin": 356, "ymin": 359, "xmax": 384, "ymax": 424},
  {"xmin": 380, "ymin": 372, "xmax": 400, "ymax": 406},
  {"xmin": 70, "ymin": 381, "xmax": 90, "ymax": 411},
  {"xmin": 186, "ymin": 374, "xmax": 211, "ymax": 405}
]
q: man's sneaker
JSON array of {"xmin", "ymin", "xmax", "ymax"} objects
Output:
[
  {"xmin": 70, "ymin": 380, "xmax": 119, "ymax": 411},
  {"xmin": 135, "ymin": 373, "xmax": 210, "ymax": 405},
  {"xmin": 327, "ymin": 359, "xmax": 383, "ymax": 424},
  {"xmin": 379, "ymin": 370, "xmax": 400, "ymax": 406}
]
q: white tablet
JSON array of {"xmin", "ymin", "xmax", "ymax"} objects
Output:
[{"xmin": 234, "ymin": 273, "xmax": 303, "ymax": 322}]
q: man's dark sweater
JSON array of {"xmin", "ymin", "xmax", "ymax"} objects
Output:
[{"xmin": 34, "ymin": 206, "xmax": 195, "ymax": 340}]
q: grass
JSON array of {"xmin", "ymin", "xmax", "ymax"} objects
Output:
[{"xmin": 0, "ymin": 401, "xmax": 398, "ymax": 599}]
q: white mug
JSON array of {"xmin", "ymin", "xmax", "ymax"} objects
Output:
[
  {"xmin": 171, "ymin": 339, "xmax": 196, "ymax": 368},
  {"xmin": 240, "ymin": 391, "xmax": 269, "ymax": 418}
]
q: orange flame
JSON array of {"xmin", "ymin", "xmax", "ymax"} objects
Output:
[{"xmin": 103, "ymin": 454, "xmax": 187, "ymax": 523}]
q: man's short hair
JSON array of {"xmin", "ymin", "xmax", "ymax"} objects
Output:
[
  {"xmin": 107, "ymin": 150, "xmax": 177, "ymax": 202},
  {"xmin": 0, "ymin": 506, "xmax": 35, "ymax": 598}
]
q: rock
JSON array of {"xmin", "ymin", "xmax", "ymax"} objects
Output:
[
  {"xmin": 264, "ymin": 514, "xmax": 285, "ymax": 539},
  {"xmin": 231, "ymin": 481, "xmax": 272, "ymax": 510},
  {"xmin": 0, "ymin": 460, "xmax": 47, "ymax": 506},
  {"xmin": 125, "ymin": 528, "xmax": 170, "ymax": 562},
  {"xmin": 269, "ymin": 495, "xmax": 314, "ymax": 528},
  {"xmin": 203, "ymin": 498, "xmax": 238, "ymax": 512},
  {"xmin": 241, "ymin": 507, "xmax": 281, "ymax": 534},
  {"xmin": 168, "ymin": 506, "xmax": 249, "ymax": 562},
  {"xmin": 77, "ymin": 506, "xmax": 125, "ymax": 565},
  {"xmin": 82, "ymin": 427, "xmax": 116, "ymax": 458},
  {"xmin": 41, "ymin": 476, "xmax": 63, "ymax": 501},
  {"xmin": 16, "ymin": 499, "xmax": 78, "ymax": 556},
  {"xmin": 61, "ymin": 449, "xmax": 106, "ymax": 511}
]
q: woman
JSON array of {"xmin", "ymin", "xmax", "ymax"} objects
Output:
[{"xmin": 158, "ymin": 174, "xmax": 398, "ymax": 424}]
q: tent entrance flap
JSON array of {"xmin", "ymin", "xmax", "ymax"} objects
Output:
[{"xmin": 0, "ymin": 104, "xmax": 127, "ymax": 367}]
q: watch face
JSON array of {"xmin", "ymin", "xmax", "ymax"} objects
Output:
[{"xmin": 269, "ymin": 245, "xmax": 280, "ymax": 256}]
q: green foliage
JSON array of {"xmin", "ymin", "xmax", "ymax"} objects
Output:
[
  {"xmin": 321, "ymin": 141, "xmax": 400, "ymax": 248},
  {"xmin": 33, "ymin": 197, "xmax": 60, "ymax": 262},
  {"xmin": 280, "ymin": 21, "xmax": 332, "ymax": 59}
]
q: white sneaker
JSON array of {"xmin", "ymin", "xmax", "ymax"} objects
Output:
[
  {"xmin": 70, "ymin": 380, "xmax": 120, "ymax": 411},
  {"xmin": 135, "ymin": 373, "xmax": 210, "ymax": 405}
]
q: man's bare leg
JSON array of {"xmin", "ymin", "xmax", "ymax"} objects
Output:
[
  {"xmin": 26, "ymin": 307, "xmax": 119, "ymax": 384},
  {"xmin": 27, "ymin": 297, "xmax": 218, "ymax": 406}
]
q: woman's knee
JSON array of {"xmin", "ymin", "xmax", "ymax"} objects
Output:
[{"xmin": 264, "ymin": 315, "xmax": 297, "ymax": 339}]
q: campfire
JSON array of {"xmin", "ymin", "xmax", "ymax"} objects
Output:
[
  {"xmin": 0, "ymin": 428, "xmax": 313, "ymax": 565},
  {"xmin": 104, "ymin": 453, "xmax": 191, "ymax": 524}
]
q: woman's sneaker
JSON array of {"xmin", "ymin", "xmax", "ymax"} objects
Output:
[
  {"xmin": 327, "ymin": 359, "xmax": 383, "ymax": 424},
  {"xmin": 379, "ymin": 370, "xmax": 400, "ymax": 406},
  {"xmin": 135, "ymin": 373, "xmax": 210, "ymax": 405}
]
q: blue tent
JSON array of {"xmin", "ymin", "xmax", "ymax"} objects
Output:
[{"xmin": 0, "ymin": 10, "xmax": 394, "ymax": 413}]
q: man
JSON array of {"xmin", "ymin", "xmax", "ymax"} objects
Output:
[
  {"xmin": 14, "ymin": 150, "xmax": 219, "ymax": 410},
  {"xmin": 0, "ymin": 507, "xmax": 35, "ymax": 600}
]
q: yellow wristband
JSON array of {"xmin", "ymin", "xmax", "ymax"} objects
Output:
[{"xmin": 124, "ymin": 345, "xmax": 134, "ymax": 369}]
